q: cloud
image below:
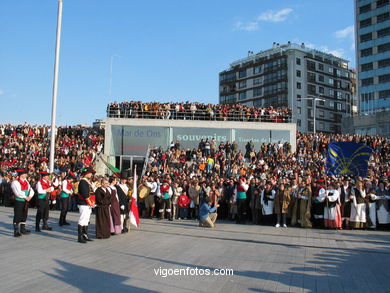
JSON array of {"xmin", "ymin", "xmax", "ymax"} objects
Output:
[
  {"xmin": 334, "ymin": 25, "xmax": 354, "ymax": 39},
  {"xmin": 234, "ymin": 21, "xmax": 259, "ymax": 31},
  {"xmin": 258, "ymin": 8, "xmax": 293, "ymax": 22},
  {"xmin": 0, "ymin": 89, "xmax": 4, "ymax": 95}
]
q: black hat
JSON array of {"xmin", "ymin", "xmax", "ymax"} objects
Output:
[
  {"xmin": 81, "ymin": 167, "xmax": 96, "ymax": 176},
  {"xmin": 15, "ymin": 169, "xmax": 28, "ymax": 176},
  {"xmin": 39, "ymin": 171, "xmax": 50, "ymax": 177},
  {"xmin": 120, "ymin": 171, "xmax": 128, "ymax": 180}
]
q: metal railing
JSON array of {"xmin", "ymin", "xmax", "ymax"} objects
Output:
[{"xmin": 106, "ymin": 108, "xmax": 291, "ymax": 123}]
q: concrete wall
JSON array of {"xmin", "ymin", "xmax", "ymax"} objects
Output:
[{"xmin": 104, "ymin": 118, "xmax": 297, "ymax": 157}]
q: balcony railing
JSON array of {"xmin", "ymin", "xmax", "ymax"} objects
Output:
[{"xmin": 106, "ymin": 108, "xmax": 292, "ymax": 123}]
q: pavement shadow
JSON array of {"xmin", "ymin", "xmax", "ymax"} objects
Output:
[{"xmin": 45, "ymin": 260, "xmax": 158, "ymax": 293}]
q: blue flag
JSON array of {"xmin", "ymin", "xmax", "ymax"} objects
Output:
[{"xmin": 326, "ymin": 142, "xmax": 373, "ymax": 177}]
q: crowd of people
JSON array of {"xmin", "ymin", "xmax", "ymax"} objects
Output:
[
  {"xmin": 137, "ymin": 133, "xmax": 389, "ymax": 230},
  {"xmin": 107, "ymin": 101, "xmax": 292, "ymax": 123},
  {"xmin": 0, "ymin": 122, "xmax": 389, "ymax": 241}
]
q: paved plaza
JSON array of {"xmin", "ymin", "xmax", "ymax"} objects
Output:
[{"xmin": 0, "ymin": 206, "xmax": 389, "ymax": 293}]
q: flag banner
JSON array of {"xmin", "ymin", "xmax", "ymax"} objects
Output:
[
  {"xmin": 326, "ymin": 142, "xmax": 373, "ymax": 177},
  {"xmin": 129, "ymin": 166, "xmax": 140, "ymax": 227},
  {"xmin": 99, "ymin": 156, "xmax": 121, "ymax": 177}
]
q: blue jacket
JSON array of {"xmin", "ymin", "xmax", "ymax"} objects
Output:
[{"xmin": 199, "ymin": 202, "xmax": 217, "ymax": 222}]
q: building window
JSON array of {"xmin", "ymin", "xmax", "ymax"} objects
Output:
[
  {"xmin": 318, "ymin": 63, "xmax": 324, "ymax": 71},
  {"xmin": 253, "ymin": 88, "xmax": 262, "ymax": 97},
  {"xmin": 319, "ymin": 86, "xmax": 324, "ymax": 94},
  {"xmin": 330, "ymin": 101, "xmax": 334, "ymax": 108},
  {"xmin": 318, "ymin": 99, "xmax": 325, "ymax": 106},
  {"xmin": 297, "ymin": 119, "xmax": 301, "ymax": 127},
  {"xmin": 297, "ymin": 94, "xmax": 302, "ymax": 101},
  {"xmin": 377, "ymin": 12, "xmax": 390, "ymax": 23},
  {"xmin": 379, "ymin": 89, "xmax": 390, "ymax": 99},
  {"xmin": 359, "ymin": 4, "xmax": 371, "ymax": 14},
  {"xmin": 307, "ymin": 108, "xmax": 313, "ymax": 118},
  {"xmin": 308, "ymin": 72, "xmax": 316, "ymax": 82},
  {"xmin": 377, "ymin": 0, "xmax": 389, "ymax": 8},
  {"xmin": 297, "ymin": 107, "xmax": 301, "ymax": 114},
  {"xmin": 360, "ymin": 33, "xmax": 372, "ymax": 43},
  {"xmin": 239, "ymin": 70, "xmax": 247, "ymax": 78},
  {"xmin": 308, "ymin": 84, "xmax": 316, "ymax": 94},
  {"xmin": 360, "ymin": 18, "xmax": 372, "ymax": 28},
  {"xmin": 319, "ymin": 110, "xmax": 324, "ymax": 118},
  {"xmin": 336, "ymin": 103, "xmax": 342, "ymax": 111},
  {"xmin": 378, "ymin": 74, "xmax": 390, "ymax": 83},
  {"xmin": 319, "ymin": 75, "xmax": 324, "ymax": 82},
  {"xmin": 308, "ymin": 121, "xmax": 314, "ymax": 132},
  {"xmin": 362, "ymin": 77, "xmax": 374, "ymax": 86},
  {"xmin": 361, "ymin": 62, "xmax": 373, "ymax": 71},
  {"xmin": 378, "ymin": 58, "xmax": 390, "ymax": 68},
  {"xmin": 378, "ymin": 27, "xmax": 390, "ymax": 39},
  {"xmin": 329, "ymin": 89, "xmax": 334, "ymax": 97},
  {"xmin": 239, "ymin": 92, "xmax": 247, "ymax": 100},
  {"xmin": 297, "ymin": 82, "xmax": 301, "ymax": 89},
  {"xmin": 307, "ymin": 99, "xmax": 313, "ymax": 107},
  {"xmin": 296, "ymin": 70, "xmax": 301, "ymax": 77},
  {"xmin": 378, "ymin": 43, "xmax": 390, "ymax": 53},
  {"xmin": 336, "ymin": 91, "xmax": 342, "ymax": 99},
  {"xmin": 239, "ymin": 80, "xmax": 246, "ymax": 89},
  {"xmin": 328, "ymin": 78, "xmax": 334, "ymax": 85},
  {"xmin": 319, "ymin": 122, "xmax": 325, "ymax": 130},
  {"xmin": 253, "ymin": 66, "xmax": 262, "ymax": 75},
  {"xmin": 361, "ymin": 47, "xmax": 373, "ymax": 57},
  {"xmin": 253, "ymin": 78, "xmax": 262, "ymax": 85},
  {"xmin": 296, "ymin": 58, "xmax": 301, "ymax": 65}
]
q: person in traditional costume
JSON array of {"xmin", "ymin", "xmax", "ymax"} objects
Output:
[
  {"xmin": 312, "ymin": 179, "xmax": 326, "ymax": 228},
  {"xmin": 376, "ymin": 181, "xmax": 390, "ymax": 229},
  {"xmin": 350, "ymin": 179, "xmax": 367, "ymax": 229},
  {"xmin": 323, "ymin": 181, "xmax": 342, "ymax": 229},
  {"xmin": 11, "ymin": 169, "xmax": 34, "ymax": 237},
  {"xmin": 77, "ymin": 167, "xmax": 96, "ymax": 243},
  {"xmin": 108, "ymin": 176, "xmax": 122, "ymax": 235},
  {"xmin": 95, "ymin": 178, "xmax": 111, "ymax": 239},
  {"xmin": 261, "ymin": 182, "xmax": 275, "ymax": 225},
  {"xmin": 159, "ymin": 179, "xmax": 173, "ymax": 220},
  {"xmin": 116, "ymin": 172, "xmax": 130, "ymax": 233},
  {"xmin": 365, "ymin": 181, "xmax": 378, "ymax": 229},
  {"xmin": 144, "ymin": 176, "xmax": 158, "ymax": 218},
  {"xmin": 234, "ymin": 177, "xmax": 249, "ymax": 224},
  {"xmin": 291, "ymin": 179, "xmax": 312, "ymax": 228},
  {"xmin": 35, "ymin": 171, "xmax": 54, "ymax": 232},
  {"xmin": 338, "ymin": 177, "xmax": 352, "ymax": 229},
  {"xmin": 274, "ymin": 183, "xmax": 291, "ymax": 228},
  {"xmin": 59, "ymin": 171, "xmax": 75, "ymax": 226}
]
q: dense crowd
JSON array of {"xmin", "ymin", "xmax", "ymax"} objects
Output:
[
  {"xmin": 0, "ymin": 122, "xmax": 389, "ymax": 234},
  {"xmin": 138, "ymin": 133, "xmax": 389, "ymax": 229},
  {"xmin": 107, "ymin": 101, "xmax": 292, "ymax": 123},
  {"xmin": 0, "ymin": 124, "xmax": 104, "ymax": 207}
]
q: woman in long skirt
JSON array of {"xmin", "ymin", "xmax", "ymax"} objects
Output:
[
  {"xmin": 109, "ymin": 177, "xmax": 122, "ymax": 235},
  {"xmin": 95, "ymin": 179, "xmax": 111, "ymax": 239}
]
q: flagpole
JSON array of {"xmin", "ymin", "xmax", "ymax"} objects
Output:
[{"xmin": 49, "ymin": 0, "xmax": 63, "ymax": 173}]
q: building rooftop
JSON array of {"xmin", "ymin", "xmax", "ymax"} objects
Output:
[{"xmin": 226, "ymin": 42, "xmax": 350, "ymax": 71}]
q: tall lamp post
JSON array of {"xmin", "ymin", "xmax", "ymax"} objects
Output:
[
  {"xmin": 49, "ymin": 0, "xmax": 63, "ymax": 173},
  {"xmin": 301, "ymin": 96, "xmax": 325, "ymax": 134}
]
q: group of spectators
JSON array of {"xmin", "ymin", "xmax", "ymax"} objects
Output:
[
  {"xmin": 107, "ymin": 101, "xmax": 292, "ymax": 123},
  {"xmin": 138, "ymin": 133, "xmax": 389, "ymax": 229},
  {"xmin": 0, "ymin": 124, "xmax": 104, "ymax": 207},
  {"xmin": 0, "ymin": 122, "xmax": 389, "ymax": 231}
]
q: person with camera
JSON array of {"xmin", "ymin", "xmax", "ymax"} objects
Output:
[{"xmin": 199, "ymin": 196, "xmax": 219, "ymax": 228}]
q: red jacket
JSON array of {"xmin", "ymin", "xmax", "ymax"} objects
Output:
[{"xmin": 178, "ymin": 194, "xmax": 190, "ymax": 208}]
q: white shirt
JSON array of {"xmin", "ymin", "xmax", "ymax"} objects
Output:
[
  {"xmin": 62, "ymin": 179, "xmax": 73, "ymax": 195},
  {"xmin": 11, "ymin": 180, "xmax": 35, "ymax": 200},
  {"xmin": 37, "ymin": 179, "xmax": 54, "ymax": 194}
]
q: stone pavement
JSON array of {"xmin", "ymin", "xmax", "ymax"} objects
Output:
[{"xmin": 0, "ymin": 206, "xmax": 389, "ymax": 293}]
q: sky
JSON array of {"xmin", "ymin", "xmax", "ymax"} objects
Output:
[{"xmin": 0, "ymin": 0, "xmax": 355, "ymax": 126}]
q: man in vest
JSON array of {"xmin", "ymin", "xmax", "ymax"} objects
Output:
[
  {"xmin": 77, "ymin": 167, "xmax": 96, "ymax": 243},
  {"xmin": 59, "ymin": 171, "xmax": 76, "ymax": 226},
  {"xmin": 36, "ymin": 171, "xmax": 54, "ymax": 232},
  {"xmin": 11, "ymin": 169, "xmax": 35, "ymax": 237},
  {"xmin": 116, "ymin": 171, "xmax": 130, "ymax": 233}
]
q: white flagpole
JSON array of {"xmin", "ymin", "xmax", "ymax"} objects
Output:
[{"xmin": 49, "ymin": 0, "xmax": 63, "ymax": 173}]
